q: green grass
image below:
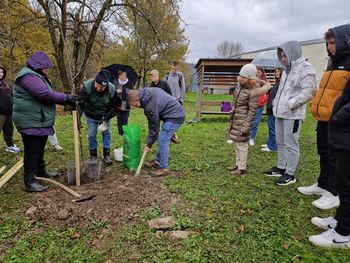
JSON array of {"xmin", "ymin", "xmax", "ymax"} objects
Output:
[{"xmin": 1, "ymin": 92, "xmax": 350, "ymax": 262}]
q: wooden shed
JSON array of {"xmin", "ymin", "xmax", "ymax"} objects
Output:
[{"xmin": 193, "ymin": 58, "xmax": 252, "ymax": 121}]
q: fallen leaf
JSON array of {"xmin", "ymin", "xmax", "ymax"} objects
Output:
[
  {"xmin": 72, "ymin": 232, "xmax": 80, "ymax": 239},
  {"xmin": 237, "ymin": 224, "xmax": 245, "ymax": 233},
  {"xmin": 283, "ymin": 243, "xmax": 289, "ymax": 250}
]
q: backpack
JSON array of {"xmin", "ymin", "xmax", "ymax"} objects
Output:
[{"xmin": 165, "ymin": 73, "xmax": 183, "ymax": 90}]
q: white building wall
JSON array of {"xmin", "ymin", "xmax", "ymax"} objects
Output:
[{"xmin": 241, "ymin": 42, "xmax": 328, "ymax": 84}]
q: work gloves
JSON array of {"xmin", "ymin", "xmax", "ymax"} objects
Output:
[{"xmin": 65, "ymin": 94, "xmax": 78, "ymax": 106}]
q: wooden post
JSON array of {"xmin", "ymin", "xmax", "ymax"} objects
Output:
[
  {"xmin": 0, "ymin": 158, "xmax": 23, "ymax": 188},
  {"xmin": 194, "ymin": 65, "xmax": 205, "ymax": 121},
  {"xmin": 72, "ymin": 111, "xmax": 81, "ymax": 186}
]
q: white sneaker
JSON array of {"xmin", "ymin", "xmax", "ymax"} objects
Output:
[
  {"xmin": 261, "ymin": 147, "xmax": 272, "ymax": 152},
  {"xmin": 312, "ymin": 192, "xmax": 340, "ymax": 210},
  {"xmin": 311, "ymin": 216, "xmax": 337, "ymax": 230},
  {"xmin": 298, "ymin": 183, "xmax": 327, "ymax": 196},
  {"xmin": 5, "ymin": 144, "xmax": 21, "ymax": 153},
  {"xmin": 261, "ymin": 144, "xmax": 267, "ymax": 148},
  {"xmin": 309, "ymin": 229, "xmax": 350, "ymax": 248},
  {"xmin": 52, "ymin": 144, "xmax": 63, "ymax": 151},
  {"xmin": 249, "ymin": 138, "xmax": 255, "ymax": 146}
]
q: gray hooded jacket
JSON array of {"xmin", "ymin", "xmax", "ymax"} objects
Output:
[{"xmin": 272, "ymin": 40, "xmax": 317, "ymax": 120}]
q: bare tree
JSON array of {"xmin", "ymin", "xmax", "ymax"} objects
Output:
[{"xmin": 215, "ymin": 40, "xmax": 245, "ymax": 58}]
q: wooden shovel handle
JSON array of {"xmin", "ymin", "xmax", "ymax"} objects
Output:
[
  {"xmin": 135, "ymin": 150, "xmax": 147, "ymax": 176},
  {"xmin": 35, "ymin": 176, "xmax": 82, "ymax": 198},
  {"xmin": 72, "ymin": 110, "xmax": 81, "ymax": 186}
]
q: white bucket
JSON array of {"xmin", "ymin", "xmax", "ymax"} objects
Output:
[{"xmin": 113, "ymin": 148, "xmax": 123, "ymax": 161}]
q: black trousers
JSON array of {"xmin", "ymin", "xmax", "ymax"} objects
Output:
[
  {"xmin": 334, "ymin": 149, "xmax": 350, "ymax": 236},
  {"xmin": 0, "ymin": 114, "xmax": 14, "ymax": 147},
  {"xmin": 316, "ymin": 121, "xmax": 337, "ymax": 195},
  {"xmin": 117, "ymin": 111, "xmax": 129, "ymax": 136},
  {"xmin": 21, "ymin": 134, "xmax": 48, "ymax": 180}
]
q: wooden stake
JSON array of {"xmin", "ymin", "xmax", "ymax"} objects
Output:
[
  {"xmin": 72, "ymin": 110, "xmax": 81, "ymax": 186},
  {"xmin": 0, "ymin": 158, "xmax": 23, "ymax": 188}
]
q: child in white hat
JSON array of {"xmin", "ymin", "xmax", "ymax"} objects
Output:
[{"xmin": 227, "ymin": 64, "xmax": 270, "ymax": 175}]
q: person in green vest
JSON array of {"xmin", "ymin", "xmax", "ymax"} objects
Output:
[
  {"xmin": 12, "ymin": 51, "xmax": 77, "ymax": 192},
  {"xmin": 77, "ymin": 69, "xmax": 121, "ymax": 165}
]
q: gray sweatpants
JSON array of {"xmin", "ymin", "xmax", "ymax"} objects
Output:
[{"xmin": 275, "ymin": 118, "xmax": 302, "ymax": 175}]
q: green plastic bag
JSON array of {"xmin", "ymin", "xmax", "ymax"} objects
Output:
[{"xmin": 122, "ymin": 124, "xmax": 141, "ymax": 170}]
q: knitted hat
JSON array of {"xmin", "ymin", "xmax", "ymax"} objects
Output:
[
  {"xmin": 239, "ymin": 64, "xmax": 257, "ymax": 80},
  {"xmin": 95, "ymin": 69, "xmax": 110, "ymax": 87}
]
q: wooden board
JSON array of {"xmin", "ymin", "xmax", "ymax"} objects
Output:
[{"xmin": 0, "ymin": 158, "xmax": 23, "ymax": 188}]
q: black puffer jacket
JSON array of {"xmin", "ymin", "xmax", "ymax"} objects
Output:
[
  {"xmin": 0, "ymin": 65, "xmax": 12, "ymax": 116},
  {"xmin": 328, "ymin": 78, "xmax": 350, "ymax": 151},
  {"xmin": 266, "ymin": 80, "xmax": 280, "ymax": 115}
]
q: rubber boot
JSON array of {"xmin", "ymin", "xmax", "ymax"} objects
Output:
[
  {"xmin": 103, "ymin": 148, "xmax": 113, "ymax": 165},
  {"xmin": 36, "ymin": 161, "xmax": 58, "ymax": 178},
  {"xmin": 24, "ymin": 173, "xmax": 48, "ymax": 192},
  {"xmin": 90, "ymin": 149, "xmax": 98, "ymax": 164}
]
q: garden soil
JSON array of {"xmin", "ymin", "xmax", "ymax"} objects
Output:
[{"xmin": 20, "ymin": 170, "xmax": 181, "ymax": 229}]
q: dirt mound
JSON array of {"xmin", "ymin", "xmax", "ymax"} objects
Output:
[{"xmin": 23, "ymin": 171, "xmax": 180, "ymax": 229}]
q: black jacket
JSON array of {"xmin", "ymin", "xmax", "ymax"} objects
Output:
[
  {"xmin": 0, "ymin": 65, "xmax": 12, "ymax": 116},
  {"xmin": 140, "ymin": 88, "xmax": 185, "ymax": 147},
  {"xmin": 113, "ymin": 79, "xmax": 133, "ymax": 111},
  {"xmin": 150, "ymin": 80, "xmax": 172, "ymax": 96},
  {"xmin": 266, "ymin": 80, "xmax": 279, "ymax": 115},
  {"xmin": 328, "ymin": 78, "xmax": 350, "ymax": 151}
]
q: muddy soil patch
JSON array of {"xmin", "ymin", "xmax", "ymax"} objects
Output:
[{"xmin": 22, "ymin": 170, "xmax": 180, "ymax": 229}]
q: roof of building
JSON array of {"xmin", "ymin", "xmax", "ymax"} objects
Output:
[{"xmin": 237, "ymin": 38, "xmax": 325, "ymax": 57}]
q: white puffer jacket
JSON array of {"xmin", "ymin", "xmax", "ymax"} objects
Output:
[{"xmin": 272, "ymin": 41, "xmax": 317, "ymax": 120}]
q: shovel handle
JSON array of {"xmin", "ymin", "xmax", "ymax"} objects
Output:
[
  {"xmin": 35, "ymin": 176, "xmax": 82, "ymax": 198},
  {"xmin": 135, "ymin": 150, "xmax": 147, "ymax": 176}
]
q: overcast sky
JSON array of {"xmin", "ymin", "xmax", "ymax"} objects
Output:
[{"xmin": 181, "ymin": 0, "xmax": 349, "ymax": 63}]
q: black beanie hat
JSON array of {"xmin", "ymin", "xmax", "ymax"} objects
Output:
[{"xmin": 95, "ymin": 69, "xmax": 110, "ymax": 87}]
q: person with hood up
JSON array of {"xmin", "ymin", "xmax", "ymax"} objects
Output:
[
  {"xmin": 77, "ymin": 69, "xmax": 121, "ymax": 165},
  {"xmin": 227, "ymin": 64, "xmax": 270, "ymax": 175},
  {"xmin": 12, "ymin": 51, "xmax": 77, "ymax": 192},
  {"xmin": 298, "ymin": 24, "xmax": 350, "ymax": 211},
  {"xmin": 264, "ymin": 41, "xmax": 317, "ymax": 186},
  {"xmin": 309, "ymin": 78, "xmax": 350, "ymax": 248},
  {"xmin": 127, "ymin": 88, "xmax": 185, "ymax": 177},
  {"xmin": 0, "ymin": 64, "xmax": 21, "ymax": 153}
]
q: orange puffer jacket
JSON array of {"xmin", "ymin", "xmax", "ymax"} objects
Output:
[{"xmin": 310, "ymin": 70, "xmax": 350, "ymax": 121}]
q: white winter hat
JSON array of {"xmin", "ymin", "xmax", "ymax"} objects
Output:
[{"xmin": 239, "ymin": 64, "xmax": 257, "ymax": 80}]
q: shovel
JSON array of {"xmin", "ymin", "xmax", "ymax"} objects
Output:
[
  {"xmin": 35, "ymin": 176, "xmax": 96, "ymax": 202},
  {"xmin": 135, "ymin": 150, "xmax": 147, "ymax": 177}
]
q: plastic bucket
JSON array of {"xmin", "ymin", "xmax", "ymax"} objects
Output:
[{"xmin": 113, "ymin": 147, "xmax": 123, "ymax": 161}]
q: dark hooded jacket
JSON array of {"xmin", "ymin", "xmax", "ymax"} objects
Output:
[
  {"xmin": 140, "ymin": 88, "xmax": 185, "ymax": 147},
  {"xmin": 310, "ymin": 23, "xmax": 350, "ymax": 122},
  {"xmin": 0, "ymin": 65, "xmax": 13, "ymax": 116},
  {"xmin": 328, "ymin": 78, "xmax": 350, "ymax": 151}
]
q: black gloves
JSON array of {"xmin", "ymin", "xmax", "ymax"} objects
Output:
[{"xmin": 65, "ymin": 94, "xmax": 78, "ymax": 106}]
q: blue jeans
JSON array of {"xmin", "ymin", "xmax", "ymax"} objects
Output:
[
  {"xmin": 155, "ymin": 121, "xmax": 182, "ymax": 169},
  {"xmin": 251, "ymin": 106, "xmax": 263, "ymax": 139},
  {"xmin": 266, "ymin": 114, "xmax": 277, "ymax": 151},
  {"xmin": 86, "ymin": 117, "xmax": 112, "ymax": 150}
]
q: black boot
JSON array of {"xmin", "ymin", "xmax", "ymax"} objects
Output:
[
  {"xmin": 24, "ymin": 173, "xmax": 48, "ymax": 192},
  {"xmin": 36, "ymin": 161, "xmax": 58, "ymax": 178},
  {"xmin": 103, "ymin": 147, "xmax": 113, "ymax": 165},
  {"xmin": 90, "ymin": 149, "xmax": 98, "ymax": 164}
]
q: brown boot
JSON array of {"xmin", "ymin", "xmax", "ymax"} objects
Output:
[
  {"xmin": 171, "ymin": 133, "xmax": 179, "ymax": 144},
  {"xmin": 144, "ymin": 160, "xmax": 160, "ymax": 168},
  {"xmin": 149, "ymin": 169, "xmax": 169, "ymax": 177},
  {"xmin": 230, "ymin": 169, "xmax": 245, "ymax": 175}
]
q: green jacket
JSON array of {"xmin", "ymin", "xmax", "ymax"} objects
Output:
[
  {"xmin": 12, "ymin": 67, "xmax": 55, "ymax": 130},
  {"xmin": 83, "ymin": 79, "xmax": 116, "ymax": 120}
]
